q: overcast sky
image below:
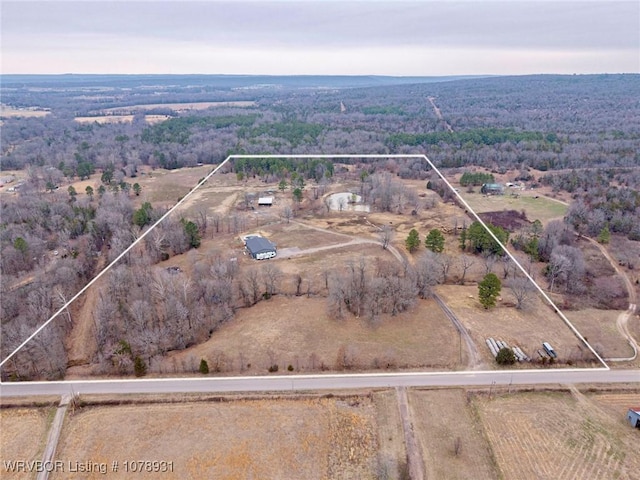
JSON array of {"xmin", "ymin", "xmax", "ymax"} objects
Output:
[{"xmin": 2, "ymin": 0, "xmax": 638, "ymax": 75}]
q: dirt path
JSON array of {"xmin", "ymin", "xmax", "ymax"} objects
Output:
[
  {"xmin": 289, "ymin": 219, "xmax": 482, "ymax": 369},
  {"xmin": 579, "ymin": 235, "xmax": 638, "ymax": 362},
  {"xmin": 433, "ymin": 293, "xmax": 483, "ymax": 369},
  {"xmin": 66, "ymin": 257, "xmax": 107, "ymax": 374},
  {"xmin": 37, "ymin": 394, "xmax": 70, "ymax": 480},
  {"xmin": 396, "ymin": 387, "xmax": 425, "ymax": 480},
  {"xmin": 289, "ymin": 220, "xmax": 405, "ymax": 264},
  {"xmin": 427, "ymin": 96, "xmax": 453, "ymax": 133}
]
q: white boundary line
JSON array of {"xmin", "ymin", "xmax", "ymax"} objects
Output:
[
  {"xmin": 0, "ymin": 157, "xmax": 233, "ymax": 368},
  {"xmin": 1, "ymin": 153, "xmax": 608, "ymax": 371}
]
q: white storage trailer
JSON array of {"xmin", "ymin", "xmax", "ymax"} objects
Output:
[{"xmin": 542, "ymin": 342, "xmax": 557, "ymax": 358}]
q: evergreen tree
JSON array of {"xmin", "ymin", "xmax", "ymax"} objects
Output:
[
  {"xmin": 597, "ymin": 225, "xmax": 610, "ymax": 244},
  {"xmin": 425, "ymin": 228, "xmax": 445, "ymax": 253},
  {"xmin": 68, "ymin": 185, "xmax": 77, "ymax": 202},
  {"xmin": 459, "ymin": 226, "xmax": 467, "ymax": 251},
  {"xmin": 134, "ymin": 356, "xmax": 147, "ymax": 377},
  {"xmin": 182, "ymin": 220, "xmax": 201, "ymax": 248},
  {"xmin": 405, "ymin": 229, "xmax": 420, "ymax": 253},
  {"xmin": 199, "ymin": 359, "xmax": 209, "ymax": 374},
  {"xmin": 479, "ymin": 273, "xmax": 501, "ymax": 309},
  {"xmin": 133, "ymin": 202, "xmax": 153, "ymax": 228},
  {"xmin": 496, "ymin": 347, "xmax": 516, "ymax": 365}
]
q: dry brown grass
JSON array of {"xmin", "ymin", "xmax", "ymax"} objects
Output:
[
  {"xmin": 102, "ymin": 101, "xmax": 256, "ymax": 113},
  {"xmin": 52, "ymin": 397, "xmax": 377, "ymax": 480},
  {"xmin": 74, "ymin": 115, "xmax": 170, "ymax": 124},
  {"xmin": 565, "ymin": 309, "xmax": 634, "ymax": 360},
  {"xmin": 409, "ymin": 389, "xmax": 497, "ymax": 480},
  {"xmin": 476, "ymin": 390, "xmax": 640, "ymax": 479},
  {"xmin": 0, "ymin": 106, "xmax": 50, "ymax": 118},
  {"xmin": 372, "ymin": 390, "xmax": 407, "ymax": 478},
  {"xmin": 458, "ymin": 190, "xmax": 568, "ymax": 225},
  {"xmin": 435, "ymin": 284, "xmax": 589, "ymax": 366},
  {"xmin": 0, "ymin": 407, "xmax": 53, "ymax": 478},
  {"xmin": 161, "ymin": 295, "xmax": 461, "ymax": 375},
  {"xmin": 588, "ymin": 391, "xmax": 640, "ymax": 420}
]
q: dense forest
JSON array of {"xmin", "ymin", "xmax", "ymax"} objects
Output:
[{"xmin": 1, "ymin": 74, "xmax": 639, "ymax": 379}]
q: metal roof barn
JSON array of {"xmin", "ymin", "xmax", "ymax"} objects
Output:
[{"xmin": 245, "ymin": 236, "xmax": 277, "ymax": 260}]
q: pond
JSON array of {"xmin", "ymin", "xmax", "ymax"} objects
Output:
[{"xmin": 327, "ymin": 192, "xmax": 370, "ymax": 212}]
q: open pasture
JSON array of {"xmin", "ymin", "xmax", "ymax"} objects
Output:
[
  {"xmin": 435, "ymin": 284, "xmax": 592, "ymax": 366},
  {"xmin": 477, "ymin": 391, "xmax": 640, "ymax": 480},
  {"xmin": 102, "ymin": 101, "xmax": 256, "ymax": 114},
  {"xmin": 161, "ymin": 295, "xmax": 461, "ymax": 375},
  {"xmin": 458, "ymin": 190, "xmax": 567, "ymax": 225},
  {"xmin": 52, "ymin": 397, "xmax": 377, "ymax": 480},
  {"xmin": 0, "ymin": 407, "xmax": 53, "ymax": 478}
]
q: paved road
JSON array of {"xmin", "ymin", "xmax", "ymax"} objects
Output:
[{"xmin": 1, "ymin": 369, "xmax": 638, "ymax": 398}]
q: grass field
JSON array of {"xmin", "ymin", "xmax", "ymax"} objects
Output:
[
  {"xmin": 458, "ymin": 190, "xmax": 568, "ymax": 225},
  {"xmin": 102, "ymin": 101, "xmax": 256, "ymax": 114},
  {"xmin": 565, "ymin": 309, "xmax": 634, "ymax": 360},
  {"xmin": 52, "ymin": 396, "xmax": 378, "ymax": 480},
  {"xmin": 409, "ymin": 389, "xmax": 498, "ymax": 480},
  {"xmin": 74, "ymin": 114, "xmax": 170, "ymax": 124},
  {"xmin": 0, "ymin": 407, "xmax": 53, "ymax": 479},
  {"xmin": 476, "ymin": 390, "xmax": 640, "ymax": 479},
  {"xmin": 373, "ymin": 390, "xmax": 407, "ymax": 478},
  {"xmin": 160, "ymin": 295, "xmax": 461, "ymax": 375},
  {"xmin": 3, "ymin": 389, "xmax": 638, "ymax": 480},
  {"xmin": 0, "ymin": 106, "xmax": 50, "ymax": 118},
  {"xmin": 435, "ymin": 284, "xmax": 592, "ymax": 366}
]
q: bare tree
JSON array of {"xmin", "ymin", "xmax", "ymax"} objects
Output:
[
  {"xmin": 379, "ymin": 225, "xmax": 394, "ymax": 250},
  {"xmin": 262, "ymin": 263, "xmax": 282, "ymax": 297},
  {"xmin": 436, "ymin": 253, "xmax": 453, "ymax": 283},
  {"xmin": 240, "ymin": 267, "xmax": 262, "ymax": 306},
  {"xmin": 459, "ymin": 254, "xmax": 475, "ymax": 284},
  {"xmin": 281, "ymin": 204, "xmax": 293, "ymax": 223},
  {"xmin": 508, "ymin": 276, "xmax": 535, "ymax": 309},
  {"xmin": 481, "ymin": 251, "xmax": 497, "ymax": 275},
  {"xmin": 414, "ymin": 252, "xmax": 441, "ymax": 298}
]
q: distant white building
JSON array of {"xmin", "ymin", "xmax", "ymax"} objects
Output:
[{"xmin": 258, "ymin": 197, "xmax": 273, "ymax": 206}]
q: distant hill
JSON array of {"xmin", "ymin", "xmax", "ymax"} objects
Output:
[{"xmin": 0, "ymin": 74, "xmax": 491, "ymax": 90}]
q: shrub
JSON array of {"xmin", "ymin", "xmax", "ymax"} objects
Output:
[
  {"xmin": 134, "ymin": 356, "xmax": 147, "ymax": 377},
  {"xmin": 496, "ymin": 347, "xmax": 516, "ymax": 365},
  {"xmin": 199, "ymin": 359, "xmax": 209, "ymax": 374},
  {"xmin": 268, "ymin": 364, "xmax": 279, "ymax": 372}
]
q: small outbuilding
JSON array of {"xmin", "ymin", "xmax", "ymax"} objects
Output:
[
  {"xmin": 258, "ymin": 197, "xmax": 273, "ymax": 207},
  {"xmin": 480, "ymin": 183, "xmax": 504, "ymax": 195},
  {"xmin": 627, "ymin": 408, "xmax": 640, "ymax": 428},
  {"xmin": 245, "ymin": 235, "xmax": 277, "ymax": 260}
]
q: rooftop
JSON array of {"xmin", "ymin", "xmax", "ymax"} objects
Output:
[{"xmin": 245, "ymin": 236, "xmax": 276, "ymax": 253}]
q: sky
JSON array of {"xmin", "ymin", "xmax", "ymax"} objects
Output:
[{"xmin": 1, "ymin": 0, "xmax": 639, "ymax": 75}]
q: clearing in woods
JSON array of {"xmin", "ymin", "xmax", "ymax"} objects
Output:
[
  {"xmin": 162, "ymin": 295, "xmax": 462, "ymax": 374},
  {"xmin": 74, "ymin": 114, "xmax": 170, "ymax": 124},
  {"xmin": 101, "ymin": 101, "xmax": 256, "ymax": 114},
  {"xmin": 476, "ymin": 390, "xmax": 640, "ymax": 479},
  {"xmin": 458, "ymin": 190, "xmax": 568, "ymax": 224}
]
